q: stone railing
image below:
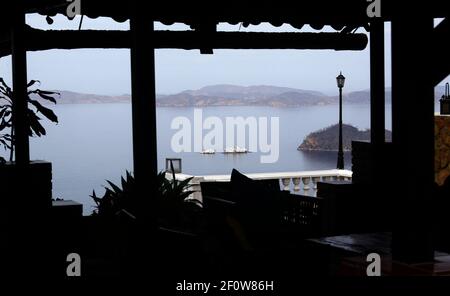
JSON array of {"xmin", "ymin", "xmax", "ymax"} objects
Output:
[{"xmin": 169, "ymin": 169, "xmax": 353, "ymax": 201}]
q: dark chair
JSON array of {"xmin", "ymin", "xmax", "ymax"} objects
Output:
[
  {"xmin": 200, "ymin": 169, "xmax": 324, "ymax": 250},
  {"xmin": 200, "ymin": 170, "xmax": 325, "ymax": 275},
  {"xmin": 280, "ymin": 193, "xmax": 323, "ymax": 239},
  {"xmin": 200, "ymin": 177, "xmax": 280, "ymax": 203}
]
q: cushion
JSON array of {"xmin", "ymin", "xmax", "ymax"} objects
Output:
[{"xmin": 230, "ymin": 169, "xmax": 286, "ymax": 245}]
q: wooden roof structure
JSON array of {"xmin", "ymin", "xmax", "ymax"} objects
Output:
[
  {"xmin": 0, "ymin": 1, "xmax": 448, "ymax": 57},
  {"xmin": 2, "ymin": 0, "xmax": 450, "ymax": 269},
  {"xmin": 10, "ymin": 0, "xmax": 450, "ymax": 23}
]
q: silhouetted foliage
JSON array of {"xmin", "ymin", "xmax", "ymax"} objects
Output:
[
  {"xmin": 91, "ymin": 171, "xmax": 138, "ymax": 219},
  {"xmin": 0, "ymin": 78, "xmax": 59, "ymax": 162},
  {"xmin": 90, "ymin": 169, "xmax": 202, "ymax": 230}
]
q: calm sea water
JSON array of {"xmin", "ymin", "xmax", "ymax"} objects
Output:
[{"xmin": 2, "ymin": 104, "xmax": 395, "ymax": 214}]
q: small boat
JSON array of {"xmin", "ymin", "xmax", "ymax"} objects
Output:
[
  {"xmin": 223, "ymin": 146, "xmax": 248, "ymax": 154},
  {"xmin": 235, "ymin": 146, "xmax": 248, "ymax": 153},
  {"xmin": 201, "ymin": 148, "xmax": 216, "ymax": 154},
  {"xmin": 224, "ymin": 147, "xmax": 235, "ymax": 154}
]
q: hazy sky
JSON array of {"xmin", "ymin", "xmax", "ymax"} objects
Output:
[{"xmin": 0, "ymin": 14, "xmax": 396, "ymax": 96}]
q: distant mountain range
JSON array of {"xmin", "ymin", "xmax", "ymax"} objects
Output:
[
  {"xmin": 34, "ymin": 90, "xmax": 131, "ymax": 104},
  {"xmin": 156, "ymin": 85, "xmax": 334, "ymax": 107},
  {"xmin": 32, "ymin": 84, "xmax": 446, "ymax": 107}
]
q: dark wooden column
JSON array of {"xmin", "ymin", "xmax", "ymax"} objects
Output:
[
  {"xmin": 433, "ymin": 18, "xmax": 450, "ymax": 86},
  {"xmin": 11, "ymin": 3, "xmax": 30, "ymax": 165},
  {"xmin": 128, "ymin": 8, "xmax": 158, "ymax": 275},
  {"xmin": 369, "ymin": 20, "xmax": 385, "ymax": 146},
  {"xmin": 391, "ymin": 14, "xmax": 435, "ymax": 263},
  {"xmin": 368, "ymin": 20, "xmax": 386, "ymax": 195},
  {"xmin": 8, "ymin": 3, "xmax": 41, "ymax": 277},
  {"xmin": 130, "ymin": 11, "xmax": 158, "ymax": 198}
]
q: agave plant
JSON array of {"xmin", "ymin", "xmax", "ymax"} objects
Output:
[
  {"xmin": 158, "ymin": 160, "xmax": 202, "ymax": 209},
  {"xmin": 90, "ymin": 171, "xmax": 139, "ymax": 219},
  {"xmin": 0, "ymin": 78, "xmax": 59, "ymax": 163},
  {"xmin": 91, "ymin": 169, "xmax": 201, "ymax": 227}
]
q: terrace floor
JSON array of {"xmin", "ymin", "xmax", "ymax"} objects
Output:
[{"xmin": 308, "ymin": 232, "xmax": 450, "ymax": 276}]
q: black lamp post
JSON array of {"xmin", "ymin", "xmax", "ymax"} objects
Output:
[{"xmin": 336, "ymin": 72, "xmax": 345, "ymax": 169}]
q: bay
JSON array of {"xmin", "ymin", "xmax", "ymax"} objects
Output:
[{"xmin": 2, "ymin": 103, "xmax": 396, "ymax": 214}]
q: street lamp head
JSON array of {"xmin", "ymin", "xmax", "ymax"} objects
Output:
[{"xmin": 336, "ymin": 71, "xmax": 346, "ymax": 88}]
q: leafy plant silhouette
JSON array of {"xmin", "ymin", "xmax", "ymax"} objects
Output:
[
  {"xmin": 0, "ymin": 78, "xmax": 59, "ymax": 163},
  {"xmin": 91, "ymin": 169, "xmax": 201, "ymax": 227}
]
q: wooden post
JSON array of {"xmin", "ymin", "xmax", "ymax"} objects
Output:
[
  {"xmin": 432, "ymin": 18, "xmax": 450, "ymax": 86},
  {"xmin": 128, "ymin": 8, "xmax": 158, "ymax": 275},
  {"xmin": 11, "ymin": 3, "xmax": 30, "ymax": 165},
  {"xmin": 369, "ymin": 20, "xmax": 385, "ymax": 146},
  {"xmin": 391, "ymin": 14, "xmax": 435, "ymax": 263},
  {"xmin": 130, "ymin": 11, "xmax": 158, "ymax": 205},
  {"xmin": 369, "ymin": 20, "xmax": 386, "ymax": 202}
]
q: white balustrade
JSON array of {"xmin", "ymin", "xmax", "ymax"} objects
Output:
[
  {"xmin": 281, "ymin": 178, "xmax": 291, "ymax": 191},
  {"xmin": 312, "ymin": 176, "xmax": 321, "ymax": 190},
  {"xmin": 171, "ymin": 169, "xmax": 353, "ymax": 200},
  {"xmin": 302, "ymin": 177, "xmax": 311, "ymax": 190},
  {"xmin": 292, "ymin": 178, "xmax": 301, "ymax": 192}
]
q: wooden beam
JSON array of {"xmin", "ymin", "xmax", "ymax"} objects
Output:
[
  {"xmin": 154, "ymin": 31, "xmax": 368, "ymax": 51},
  {"xmin": 0, "ymin": 28, "xmax": 368, "ymax": 57}
]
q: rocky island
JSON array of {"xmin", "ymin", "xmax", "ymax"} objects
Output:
[{"xmin": 298, "ymin": 124, "xmax": 392, "ymax": 151}]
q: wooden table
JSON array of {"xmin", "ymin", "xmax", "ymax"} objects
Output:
[
  {"xmin": 308, "ymin": 232, "xmax": 450, "ymax": 276},
  {"xmin": 308, "ymin": 232, "xmax": 391, "ymax": 256}
]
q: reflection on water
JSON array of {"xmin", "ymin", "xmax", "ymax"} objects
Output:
[{"xmin": 301, "ymin": 150, "xmax": 352, "ymax": 170}]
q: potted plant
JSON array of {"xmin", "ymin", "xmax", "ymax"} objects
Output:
[
  {"xmin": 0, "ymin": 78, "xmax": 59, "ymax": 163},
  {"xmin": 90, "ymin": 169, "xmax": 202, "ymax": 232},
  {"xmin": 1, "ymin": 78, "xmax": 60, "ymax": 276},
  {"xmin": 86, "ymin": 169, "xmax": 204, "ymax": 276},
  {"xmin": 0, "ymin": 78, "xmax": 59, "ymax": 210}
]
